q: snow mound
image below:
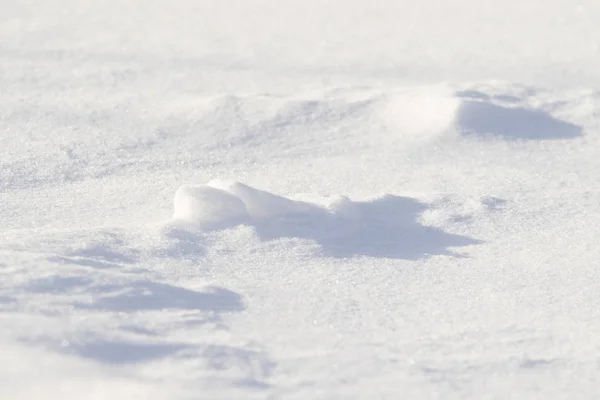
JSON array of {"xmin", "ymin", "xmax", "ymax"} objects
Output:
[
  {"xmin": 207, "ymin": 180, "xmax": 317, "ymax": 219},
  {"xmin": 171, "ymin": 181, "xmax": 480, "ymax": 259},
  {"xmin": 172, "ymin": 180, "xmax": 318, "ymax": 229},
  {"xmin": 172, "ymin": 184, "xmax": 250, "ymax": 230},
  {"xmin": 377, "ymin": 87, "xmax": 459, "ymax": 141}
]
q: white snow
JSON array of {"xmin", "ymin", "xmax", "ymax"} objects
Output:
[
  {"xmin": 172, "ymin": 183, "xmax": 250, "ymax": 229},
  {"xmin": 206, "ymin": 180, "xmax": 317, "ymax": 220},
  {"xmin": 3, "ymin": 0, "xmax": 600, "ymax": 399}
]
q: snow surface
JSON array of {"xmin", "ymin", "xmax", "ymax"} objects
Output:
[{"xmin": 3, "ymin": 0, "xmax": 600, "ymax": 398}]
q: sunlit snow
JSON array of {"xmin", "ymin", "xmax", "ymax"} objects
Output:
[{"xmin": 2, "ymin": 0, "xmax": 600, "ymax": 399}]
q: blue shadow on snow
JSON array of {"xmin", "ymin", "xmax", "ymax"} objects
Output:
[
  {"xmin": 253, "ymin": 194, "xmax": 481, "ymax": 260},
  {"xmin": 456, "ymin": 100, "xmax": 582, "ymax": 140}
]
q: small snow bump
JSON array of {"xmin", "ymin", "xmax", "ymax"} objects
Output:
[
  {"xmin": 172, "ymin": 184, "xmax": 250, "ymax": 230},
  {"xmin": 207, "ymin": 179, "xmax": 317, "ymax": 220},
  {"xmin": 326, "ymin": 195, "xmax": 360, "ymax": 219},
  {"xmin": 170, "ymin": 181, "xmax": 480, "ymax": 259}
]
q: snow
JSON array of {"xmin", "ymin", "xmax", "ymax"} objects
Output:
[
  {"xmin": 171, "ymin": 180, "xmax": 477, "ymax": 259},
  {"xmin": 3, "ymin": 0, "xmax": 600, "ymax": 398},
  {"xmin": 456, "ymin": 98, "xmax": 583, "ymax": 140},
  {"xmin": 172, "ymin": 183, "xmax": 250, "ymax": 230}
]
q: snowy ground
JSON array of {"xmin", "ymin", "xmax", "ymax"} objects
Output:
[{"xmin": 3, "ymin": 1, "xmax": 600, "ymax": 398}]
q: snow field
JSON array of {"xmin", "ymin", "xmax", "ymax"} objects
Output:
[{"xmin": 3, "ymin": 1, "xmax": 600, "ymax": 397}]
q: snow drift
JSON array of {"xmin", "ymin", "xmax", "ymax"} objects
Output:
[{"xmin": 171, "ymin": 180, "xmax": 480, "ymax": 259}]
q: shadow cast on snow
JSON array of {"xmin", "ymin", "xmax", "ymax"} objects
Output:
[
  {"xmin": 253, "ymin": 194, "xmax": 480, "ymax": 260},
  {"xmin": 22, "ymin": 275, "xmax": 258, "ymax": 375},
  {"xmin": 62, "ymin": 339, "xmax": 274, "ymax": 388},
  {"xmin": 45, "ymin": 231, "xmax": 142, "ymax": 271},
  {"xmin": 69, "ymin": 339, "xmax": 192, "ymax": 365},
  {"xmin": 25, "ymin": 273, "xmax": 244, "ymax": 314},
  {"xmin": 0, "ymin": 295, "xmax": 16, "ymax": 307},
  {"xmin": 75, "ymin": 282, "xmax": 244, "ymax": 313},
  {"xmin": 22, "ymin": 273, "xmax": 260, "ymax": 377},
  {"xmin": 158, "ymin": 226, "xmax": 207, "ymax": 259},
  {"xmin": 18, "ymin": 228, "xmax": 272, "ymax": 383},
  {"xmin": 456, "ymin": 100, "xmax": 582, "ymax": 140}
]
